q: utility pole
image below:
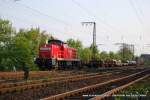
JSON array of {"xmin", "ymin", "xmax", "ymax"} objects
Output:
[
  {"xmin": 130, "ymin": 44, "xmax": 135, "ymax": 60},
  {"xmin": 81, "ymin": 22, "xmax": 96, "ymax": 60},
  {"xmin": 115, "ymin": 43, "xmax": 127, "ymax": 61},
  {"xmin": 115, "ymin": 43, "xmax": 135, "ymax": 61}
]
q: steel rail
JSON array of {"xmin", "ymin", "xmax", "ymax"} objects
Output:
[
  {"xmin": 90, "ymin": 74, "xmax": 150, "ymax": 100},
  {"xmin": 41, "ymin": 69, "xmax": 150, "ymax": 100},
  {"xmin": 0, "ymin": 72, "xmax": 101, "ymax": 88},
  {"xmin": 0, "ymin": 73, "xmax": 111, "ymax": 94}
]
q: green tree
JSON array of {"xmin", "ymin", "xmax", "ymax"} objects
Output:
[
  {"xmin": 16, "ymin": 28, "xmax": 52, "ymax": 56},
  {"xmin": 89, "ymin": 45, "xmax": 100, "ymax": 60},
  {"xmin": 0, "ymin": 19, "xmax": 16, "ymax": 70},
  {"xmin": 118, "ymin": 47, "xmax": 134, "ymax": 61},
  {"xmin": 0, "ymin": 18, "xmax": 53, "ymax": 71},
  {"xmin": 14, "ymin": 28, "xmax": 53, "ymax": 70},
  {"xmin": 67, "ymin": 39, "xmax": 95, "ymax": 61},
  {"xmin": 67, "ymin": 39, "xmax": 83, "ymax": 58},
  {"xmin": 11, "ymin": 36, "xmax": 31, "ymax": 69},
  {"xmin": 100, "ymin": 51, "xmax": 109, "ymax": 60},
  {"xmin": 67, "ymin": 39, "xmax": 82, "ymax": 49},
  {"xmin": 109, "ymin": 51, "xmax": 121, "ymax": 60},
  {"xmin": 80, "ymin": 47, "xmax": 92, "ymax": 62}
]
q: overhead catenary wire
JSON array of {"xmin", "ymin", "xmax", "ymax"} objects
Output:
[
  {"xmin": 71, "ymin": 0, "xmax": 148, "ymax": 55},
  {"xmin": 131, "ymin": 0, "xmax": 150, "ymax": 36},
  {"xmin": 71, "ymin": 0, "xmax": 128, "ymax": 35},
  {"xmin": 128, "ymin": 0, "xmax": 143, "ymax": 25},
  {"xmin": 18, "ymin": 4, "xmax": 70, "ymax": 26},
  {"xmin": 0, "ymin": 0, "xmax": 75, "ymax": 37},
  {"xmin": 71, "ymin": 0, "xmax": 124, "ymax": 45},
  {"xmin": 5, "ymin": 0, "xmax": 71, "ymax": 26},
  {"xmin": 133, "ymin": 0, "xmax": 144, "ymax": 18},
  {"xmin": 0, "ymin": 13, "xmax": 67, "ymax": 35},
  {"xmin": 14, "ymin": 1, "xmax": 84, "ymax": 39},
  {"xmin": 128, "ymin": 0, "xmax": 150, "ymax": 47}
]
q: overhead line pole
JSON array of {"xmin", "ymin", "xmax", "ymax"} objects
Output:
[
  {"xmin": 82, "ymin": 22, "xmax": 96, "ymax": 60},
  {"xmin": 115, "ymin": 43, "xmax": 126, "ymax": 61},
  {"xmin": 130, "ymin": 44, "xmax": 135, "ymax": 60}
]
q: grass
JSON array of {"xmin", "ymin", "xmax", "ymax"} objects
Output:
[
  {"xmin": 15, "ymin": 88, "xmax": 23, "ymax": 93},
  {"xmin": 42, "ymin": 76, "xmax": 50, "ymax": 82},
  {"xmin": 113, "ymin": 76, "xmax": 150, "ymax": 100},
  {"xmin": 121, "ymin": 76, "xmax": 150, "ymax": 94}
]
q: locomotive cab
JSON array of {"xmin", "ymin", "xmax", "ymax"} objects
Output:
[
  {"xmin": 35, "ymin": 39, "xmax": 80, "ymax": 70},
  {"xmin": 35, "ymin": 40, "xmax": 63, "ymax": 69}
]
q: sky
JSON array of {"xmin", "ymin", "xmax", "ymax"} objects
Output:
[{"xmin": 0, "ymin": 0, "xmax": 150, "ymax": 55}]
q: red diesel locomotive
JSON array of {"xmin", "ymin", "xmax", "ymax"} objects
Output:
[{"xmin": 35, "ymin": 39, "xmax": 80, "ymax": 70}]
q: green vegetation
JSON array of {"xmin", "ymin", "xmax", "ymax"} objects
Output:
[
  {"xmin": 0, "ymin": 18, "xmax": 134, "ymax": 71},
  {"xmin": 67, "ymin": 39, "xmax": 83, "ymax": 59},
  {"xmin": 42, "ymin": 77, "xmax": 50, "ymax": 82},
  {"xmin": 114, "ymin": 76, "xmax": 150, "ymax": 100},
  {"xmin": 121, "ymin": 77, "xmax": 150, "ymax": 94},
  {"xmin": 118, "ymin": 47, "xmax": 134, "ymax": 61},
  {"xmin": 67, "ymin": 38, "xmax": 133, "ymax": 62},
  {"xmin": 15, "ymin": 88, "xmax": 24, "ymax": 93},
  {"xmin": 0, "ymin": 18, "xmax": 53, "ymax": 71}
]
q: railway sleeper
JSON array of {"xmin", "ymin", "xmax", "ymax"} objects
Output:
[
  {"xmin": 0, "ymin": 73, "xmax": 111, "ymax": 94},
  {"xmin": 41, "ymin": 69, "xmax": 150, "ymax": 100},
  {"xmin": 0, "ymin": 73, "xmax": 99, "ymax": 89},
  {"xmin": 91, "ymin": 74, "xmax": 150, "ymax": 100}
]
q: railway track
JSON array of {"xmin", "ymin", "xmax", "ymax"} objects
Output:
[
  {"xmin": 0, "ymin": 68, "xmax": 143, "ymax": 100},
  {"xmin": 0, "ymin": 72, "xmax": 100, "ymax": 88},
  {"xmin": 41, "ymin": 69, "xmax": 150, "ymax": 100},
  {"xmin": 0, "ymin": 70, "xmax": 87, "ymax": 80},
  {"xmin": 0, "ymin": 66, "xmax": 147, "ymax": 84},
  {"xmin": 0, "ymin": 66, "xmax": 145, "ymax": 80},
  {"xmin": 0, "ymin": 67, "xmax": 149, "ymax": 100},
  {"xmin": 0, "ymin": 72, "xmax": 111, "ymax": 94},
  {"xmin": 91, "ymin": 74, "xmax": 150, "ymax": 100}
]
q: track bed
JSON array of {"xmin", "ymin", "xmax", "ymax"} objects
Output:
[{"xmin": 0, "ymin": 67, "xmax": 148, "ymax": 100}]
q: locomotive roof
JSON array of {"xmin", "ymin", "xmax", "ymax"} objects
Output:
[{"xmin": 48, "ymin": 39, "xmax": 64, "ymax": 44}]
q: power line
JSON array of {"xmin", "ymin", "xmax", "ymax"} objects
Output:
[
  {"xmin": 5, "ymin": 0, "xmax": 71, "ymax": 26},
  {"xmin": 18, "ymin": 3, "xmax": 70, "ymax": 26},
  {"xmin": 133, "ymin": 0, "xmax": 150, "ymax": 34},
  {"xmin": 71, "ymin": 0, "xmax": 95, "ymax": 18},
  {"xmin": 13, "ymin": 1, "xmax": 78, "ymax": 37},
  {"xmin": 128, "ymin": 0, "xmax": 143, "ymax": 25},
  {"xmin": 133, "ymin": 0, "xmax": 144, "ymax": 17},
  {"xmin": 128, "ymin": 0, "xmax": 149, "ymax": 39},
  {"xmin": 1, "ymin": 15, "xmax": 71, "ymax": 37},
  {"xmin": 71, "ymin": 0, "xmax": 126, "ymax": 34},
  {"xmin": 0, "ymin": 13, "xmax": 67, "ymax": 35},
  {"xmin": 0, "ymin": 1, "xmax": 73, "ymax": 35},
  {"xmin": 13, "ymin": 0, "xmax": 127, "ymax": 36}
]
